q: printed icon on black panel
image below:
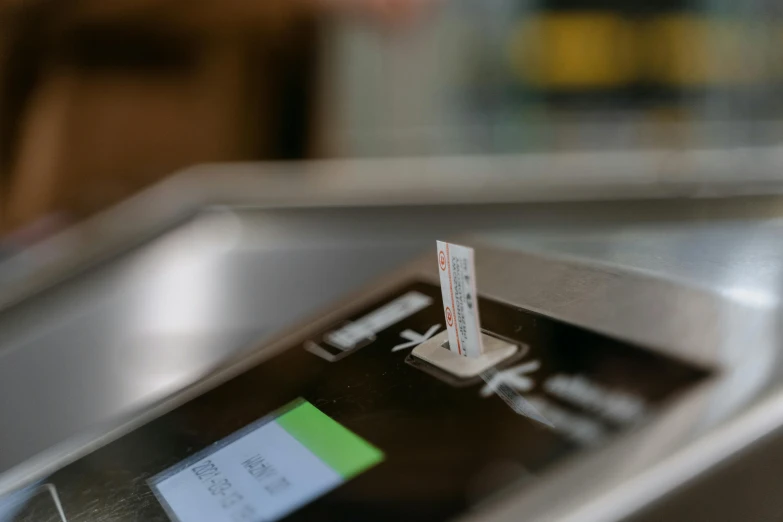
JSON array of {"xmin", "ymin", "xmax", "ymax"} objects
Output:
[{"xmin": 305, "ymin": 291, "xmax": 433, "ymax": 362}]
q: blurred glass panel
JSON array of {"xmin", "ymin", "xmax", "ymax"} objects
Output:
[{"xmin": 324, "ymin": 0, "xmax": 783, "ymax": 156}]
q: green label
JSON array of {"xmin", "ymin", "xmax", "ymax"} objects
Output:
[{"xmin": 277, "ymin": 400, "xmax": 384, "ymax": 479}]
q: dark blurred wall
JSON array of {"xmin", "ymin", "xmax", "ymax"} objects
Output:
[{"xmin": 0, "ymin": 1, "xmax": 320, "ymax": 231}]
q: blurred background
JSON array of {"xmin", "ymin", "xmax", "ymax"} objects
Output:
[{"xmin": 3, "ymin": 0, "xmax": 783, "ymax": 231}]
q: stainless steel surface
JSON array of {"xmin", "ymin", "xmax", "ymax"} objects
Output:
[
  {"xmin": 2, "ymin": 157, "xmax": 783, "ymax": 520},
  {"xmin": 0, "ymin": 210, "xmax": 425, "ymax": 474},
  {"xmin": 464, "ymin": 244, "xmax": 782, "ymax": 522},
  {"xmin": 3, "ymin": 149, "xmax": 783, "ymax": 311}
]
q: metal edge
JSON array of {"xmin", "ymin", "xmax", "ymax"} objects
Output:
[{"xmin": 4, "ymin": 147, "xmax": 783, "ymax": 312}]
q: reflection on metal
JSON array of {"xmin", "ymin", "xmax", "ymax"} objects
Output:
[
  {"xmin": 42, "ymin": 483, "xmax": 67, "ymax": 522},
  {"xmin": 0, "ymin": 483, "xmax": 68, "ymax": 522}
]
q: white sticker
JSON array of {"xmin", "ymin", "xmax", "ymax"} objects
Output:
[
  {"xmin": 436, "ymin": 241, "xmax": 484, "ymax": 358},
  {"xmin": 324, "ymin": 291, "xmax": 432, "ymax": 351},
  {"xmin": 149, "ymin": 400, "xmax": 383, "ymax": 522},
  {"xmin": 152, "ymin": 422, "xmax": 340, "ymax": 522}
]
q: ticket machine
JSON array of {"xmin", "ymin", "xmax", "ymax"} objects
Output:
[{"xmin": 0, "ymin": 157, "xmax": 781, "ymax": 521}]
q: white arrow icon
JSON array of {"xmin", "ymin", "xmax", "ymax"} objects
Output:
[
  {"xmin": 392, "ymin": 324, "xmax": 441, "ymax": 352},
  {"xmin": 480, "ymin": 360, "xmax": 540, "ymax": 397},
  {"xmin": 479, "ymin": 361, "xmax": 553, "ymax": 427}
]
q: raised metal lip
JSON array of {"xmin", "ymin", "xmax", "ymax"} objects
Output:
[{"xmin": 3, "ymin": 147, "xmax": 783, "ymax": 312}]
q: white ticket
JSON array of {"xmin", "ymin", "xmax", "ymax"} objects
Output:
[{"xmin": 436, "ymin": 241, "xmax": 484, "ymax": 358}]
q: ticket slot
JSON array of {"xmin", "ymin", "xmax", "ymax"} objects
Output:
[{"xmin": 408, "ymin": 329, "xmax": 524, "ymax": 384}]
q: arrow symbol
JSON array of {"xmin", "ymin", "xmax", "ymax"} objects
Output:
[
  {"xmin": 480, "ymin": 361, "xmax": 553, "ymax": 428},
  {"xmin": 392, "ymin": 324, "xmax": 441, "ymax": 352},
  {"xmin": 480, "ymin": 360, "xmax": 540, "ymax": 397}
]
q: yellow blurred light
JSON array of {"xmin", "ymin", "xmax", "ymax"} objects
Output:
[
  {"xmin": 510, "ymin": 12, "xmax": 637, "ymax": 89},
  {"xmin": 511, "ymin": 13, "xmax": 769, "ymax": 90},
  {"xmin": 643, "ymin": 15, "xmax": 765, "ymax": 86}
]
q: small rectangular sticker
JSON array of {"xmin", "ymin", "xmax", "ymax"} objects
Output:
[
  {"xmin": 436, "ymin": 241, "xmax": 484, "ymax": 358},
  {"xmin": 149, "ymin": 399, "xmax": 383, "ymax": 522},
  {"xmin": 324, "ymin": 291, "xmax": 432, "ymax": 351}
]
